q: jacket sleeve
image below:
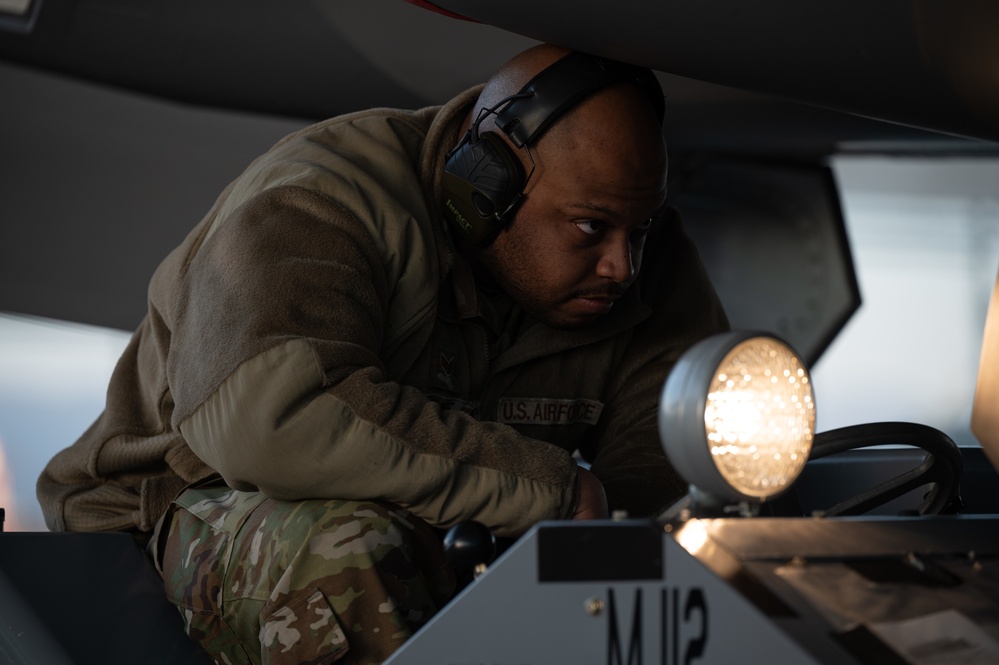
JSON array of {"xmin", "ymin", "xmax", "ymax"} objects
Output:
[
  {"xmin": 168, "ymin": 185, "xmax": 577, "ymax": 537},
  {"xmin": 582, "ymin": 208, "xmax": 729, "ymax": 518}
]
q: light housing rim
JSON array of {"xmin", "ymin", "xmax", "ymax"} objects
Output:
[{"xmin": 658, "ymin": 330, "xmax": 815, "ymax": 505}]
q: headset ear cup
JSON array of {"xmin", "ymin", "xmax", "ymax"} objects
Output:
[{"xmin": 441, "ymin": 132, "xmax": 525, "ymax": 246}]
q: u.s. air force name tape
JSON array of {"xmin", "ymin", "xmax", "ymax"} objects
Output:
[{"xmin": 496, "ymin": 398, "xmax": 603, "ymax": 426}]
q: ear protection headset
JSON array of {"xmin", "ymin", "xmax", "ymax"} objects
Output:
[{"xmin": 441, "ymin": 52, "xmax": 666, "ymax": 246}]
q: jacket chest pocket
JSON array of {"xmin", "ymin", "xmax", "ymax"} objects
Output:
[{"xmin": 414, "ymin": 319, "xmax": 490, "ymax": 414}]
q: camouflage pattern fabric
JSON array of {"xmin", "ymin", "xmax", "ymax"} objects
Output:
[{"xmin": 155, "ymin": 484, "xmax": 455, "ymax": 665}]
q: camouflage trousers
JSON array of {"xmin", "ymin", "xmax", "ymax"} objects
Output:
[{"xmin": 153, "ymin": 484, "xmax": 455, "ymax": 665}]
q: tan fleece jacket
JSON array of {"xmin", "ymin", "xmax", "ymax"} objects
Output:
[{"xmin": 37, "ymin": 86, "xmax": 728, "ymax": 538}]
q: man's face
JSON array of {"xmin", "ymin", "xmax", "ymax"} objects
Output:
[{"xmin": 479, "ymin": 126, "xmax": 668, "ymax": 330}]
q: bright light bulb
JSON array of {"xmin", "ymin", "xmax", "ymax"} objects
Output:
[{"xmin": 704, "ymin": 338, "xmax": 814, "ymax": 499}]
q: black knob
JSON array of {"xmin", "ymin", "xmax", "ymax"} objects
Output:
[{"xmin": 443, "ymin": 521, "xmax": 496, "ymax": 573}]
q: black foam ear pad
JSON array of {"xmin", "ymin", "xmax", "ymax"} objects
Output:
[
  {"xmin": 440, "ymin": 52, "xmax": 665, "ymax": 247},
  {"xmin": 441, "ymin": 131, "xmax": 526, "ymax": 246}
]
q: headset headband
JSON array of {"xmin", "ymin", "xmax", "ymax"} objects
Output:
[{"xmin": 494, "ymin": 52, "xmax": 666, "ymax": 148}]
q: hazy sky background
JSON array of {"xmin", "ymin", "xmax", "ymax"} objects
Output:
[{"xmin": 0, "ymin": 315, "xmax": 129, "ymax": 530}]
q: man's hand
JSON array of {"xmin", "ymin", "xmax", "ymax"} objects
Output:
[{"xmin": 572, "ymin": 467, "xmax": 609, "ymax": 520}]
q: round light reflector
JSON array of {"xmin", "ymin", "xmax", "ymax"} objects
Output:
[{"xmin": 660, "ymin": 332, "xmax": 815, "ymax": 504}]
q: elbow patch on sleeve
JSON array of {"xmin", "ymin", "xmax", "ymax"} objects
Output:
[{"xmin": 178, "ymin": 338, "xmax": 573, "ymax": 535}]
